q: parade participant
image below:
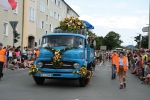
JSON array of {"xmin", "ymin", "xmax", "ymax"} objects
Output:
[
  {"xmin": 0, "ymin": 42, "xmax": 6, "ymax": 80},
  {"xmin": 35, "ymin": 48, "xmax": 40, "ymax": 60},
  {"xmin": 116, "ymin": 51, "xmax": 128, "ymax": 89},
  {"xmin": 111, "ymin": 50, "xmax": 119, "ymax": 80}
]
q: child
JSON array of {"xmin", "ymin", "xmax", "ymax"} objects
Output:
[{"xmin": 142, "ymin": 63, "xmax": 150, "ymax": 84}]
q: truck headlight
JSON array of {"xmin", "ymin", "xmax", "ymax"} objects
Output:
[
  {"xmin": 73, "ymin": 63, "xmax": 79, "ymax": 68},
  {"xmin": 38, "ymin": 62, "xmax": 43, "ymax": 67}
]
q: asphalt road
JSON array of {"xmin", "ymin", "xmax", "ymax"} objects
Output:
[{"xmin": 0, "ymin": 61, "xmax": 150, "ymax": 100}]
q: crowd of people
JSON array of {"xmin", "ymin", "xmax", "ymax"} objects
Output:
[
  {"xmin": 2, "ymin": 45, "xmax": 40, "ymax": 70},
  {"xmin": 127, "ymin": 49, "xmax": 150, "ymax": 84},
  {"xmin": 94, "ymin": 49, "xmax": 150, "ymax": 89}
]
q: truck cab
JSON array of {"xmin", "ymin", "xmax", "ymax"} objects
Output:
[{"xmin": 30, "ymin": 19, "xmax": 95, "ymax": 87}]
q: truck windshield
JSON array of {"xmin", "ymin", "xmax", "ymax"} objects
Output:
[{"xmin": 41, "ymin": 36, "xmax": 84, "ymax": 48}]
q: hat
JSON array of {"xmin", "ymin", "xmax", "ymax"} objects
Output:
[
  {"xmin": 113, "ymin": 50, "xmax": 116, "ymax": 52},
  {"xmin": 0, "ymin": 42, "xmax": 3, "ymax": 46}
]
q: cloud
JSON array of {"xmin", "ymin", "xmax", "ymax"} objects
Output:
[
  {"xmin": 87, "ymin": 2, "xmax": 128, "ymax": 9},
  {"xmin": 70, "ymin": 5, "xmax": 82, "ymax": 13},
  {"xmin": 135, "ymin": 10, "xmax": 149, "ymax": 13},
  {"xmin": 80, "ymin": 15, "xmax": 148, "ymax": 29}
]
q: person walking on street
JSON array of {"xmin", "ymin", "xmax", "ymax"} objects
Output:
[
  {"xmin": 0, "ymin": 42, "xmax": 6, "ymax": 80},
  {"xmin": 111, "ymin": 50, "xmax": 119, "ymax": 80},
  {"xmin": 116, "ymin": 51, "xmax": 129, "ymax": 89}
]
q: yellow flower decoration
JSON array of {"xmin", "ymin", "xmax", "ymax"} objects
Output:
[
  {"xmin": 78, "ymin": 71, "xmax": 82, "ymax": 74},
  {"xmin": 60, "ymin": 21, "xmax": 62, "ymax": 24},
  {"xmin": 77, "ymin": 26, "xmax": 80, "ymax": 29}
]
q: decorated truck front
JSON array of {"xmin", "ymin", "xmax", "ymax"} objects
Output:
[{"xmin": 29, "ymin": 17, "xmax": 95, "ymax": 87}]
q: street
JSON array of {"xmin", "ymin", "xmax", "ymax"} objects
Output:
[{"xmin": 0, "ymin": 61, "xmax": 150, "ymax": 100}]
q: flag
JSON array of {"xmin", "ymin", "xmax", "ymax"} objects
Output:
[{"xmin": 0, "ymin": 0, "xmax": 17, "ymax": 10}]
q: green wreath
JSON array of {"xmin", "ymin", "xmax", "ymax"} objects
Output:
[{"xmin": 44, "ymin": 46, "xmax": 77, "ymax": 68}]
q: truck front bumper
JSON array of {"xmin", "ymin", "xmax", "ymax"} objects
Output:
[{"xmin": 34, "ymin": 72, "xmax": 81, "ymax": 79}]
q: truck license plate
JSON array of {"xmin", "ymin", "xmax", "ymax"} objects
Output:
[{"xmin": 41, "ymin": 74, "xmax": 51, "ymax": 77}]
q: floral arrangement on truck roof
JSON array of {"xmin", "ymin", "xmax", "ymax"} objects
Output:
[{"xmin": 57, "ymin": 16, "xmax": 86, "ymax": 31}]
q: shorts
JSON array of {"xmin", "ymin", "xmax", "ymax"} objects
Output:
[
  {"xmin": 16, "ymin": 56, "xmax": 21, "ymax": 59},
  {"xmin": 27, "ymin": 55, "xmax": 32, "ymax": 58},
  {"xmin": 8, "ymin": 57, "xmax": 13, "ymax": 63},
  {"xmin": 118, "ymin": 67, "xmax": 126, "ymax": 76}
]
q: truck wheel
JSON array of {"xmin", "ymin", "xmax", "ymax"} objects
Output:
[
  {"xmin": 79, "ymin": 77, "xmax": 86, "ymax": 87},
  {"xmin": 33, "ymin": 76, "xmax": 45, "ymax": 85}
]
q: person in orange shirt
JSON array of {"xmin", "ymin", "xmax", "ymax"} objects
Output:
[
  {"xmin": 116, "ymin": 51, "xmax": 128, "ymax": 89},
  {"xmin": 111, "ymin": 50, "xmax": 119, "ymax": 80},
  {"xmin": 0, "ymin": 42, "xmax": 6, "ymax": 80},
  {"xmin": 35, "ymin": 48, "xmax": 40, "ymax": 60}
]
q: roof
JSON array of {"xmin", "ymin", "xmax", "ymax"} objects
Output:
[
  {"xmin": 42, "ymin": 33, "xmax": 85, "ymax": 38},
  {"xmin": 62, "ymin": 0, "xmax": 80, "ymax": 17}
]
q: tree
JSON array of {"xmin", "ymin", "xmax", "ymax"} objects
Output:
[
  {"xmin": 141, "ymin": 35, "xmax": 148, "ymax": 48},
  {"xmin": 95, "ymin": 36, "xmax": 103, "ymax": 50},
  {"xmin": 102, "ymin": 31, "xmax": 123, "ymax": 50}
]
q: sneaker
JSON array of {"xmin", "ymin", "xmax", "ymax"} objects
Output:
[
  {"xmin": 124, "ymin": 83, "xmax": 126, "ymax": 87},
  {"xmin": 119, "ymin": 84, "xmax": 123, "ymax": 89}
]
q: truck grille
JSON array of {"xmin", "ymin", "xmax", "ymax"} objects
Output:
[{"xmin": 41, "ymin": 61, "xmax": 75, "ymax": 69}]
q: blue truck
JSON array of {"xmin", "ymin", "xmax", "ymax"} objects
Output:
[{"xmin": 31, "ymin": 20, "xmax": 95, "ymax": 87}]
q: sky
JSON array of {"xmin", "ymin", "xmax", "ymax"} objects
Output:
[{"xmin": 65, "ymin": 0, "xmax": 149, "ymax": 46}]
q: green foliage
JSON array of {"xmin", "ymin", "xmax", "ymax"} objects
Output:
[
  {"xmin": 44, "ymin": 46, "xmax": 78, "ymax": 68},
  {"xmin": 14, "ymin": 31, "xmax": 20, "ymax": 43},
  {"xmin": 141, "ymin": 35, "xmax": 148, "ymax": 48},
  {"xmin": 102, "ymin": 31, "xmax": 123, "ymax": 50}
]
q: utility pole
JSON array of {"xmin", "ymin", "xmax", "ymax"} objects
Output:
[{"xmin": 149, "ymin": 0, "xmax": 150, "ymax": 49}]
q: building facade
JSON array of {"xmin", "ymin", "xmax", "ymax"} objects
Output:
[
  {"xmin": 0, "ymin": 0, "xmax": 79, "ymax": 48},
  {"xmin": 0, "ymin": 0, "xmax": 23, "ymax": 47},
  {"xmin": 23, "ymin": 0, "xmax": 80, "ymax": 48}
]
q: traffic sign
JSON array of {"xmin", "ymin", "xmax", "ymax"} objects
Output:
[
  {"xmin": 9, "ymin": 21, "xmax": 18, "ymax": 29},
  {"xmin": 142, "ymin": 27, "xmax": 149, "ymax": 32}
]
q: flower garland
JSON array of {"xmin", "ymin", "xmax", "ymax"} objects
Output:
[
  {"xmin": 44, "ymin": 46, "xmax": 77, "ymax": 68},
  {"xmin": 29, "ymin": 64, "xmax": 41, "ymax": 75},
  {"xmin": 57, "ymin": 16, "xmax": 86, "ymax": 31},
  {"xmin": 72, "ymin": 64, "xmax": 92, "ymax": 82}
]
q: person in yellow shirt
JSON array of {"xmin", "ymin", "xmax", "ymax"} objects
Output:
[{"xmin": 0, "ymin": 42, "xmax": 6, "ymax": 80}]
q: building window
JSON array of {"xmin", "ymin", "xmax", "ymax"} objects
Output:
[
  {"xmin": 13, "ymin": 1, "xmax": 18, "ymax": 14},
  {"xmin": 46, "ymin": 0, "xmax": 49, "ymax": 8},
  {"xmin": 58, "ymin": 0, "xmax": 60, "ymax": 8},
  {"xmin": 50, "ymin": 24, "xmax": 51, "ymax": 32},
  {"xmin": 40, "ymin": 2, "xmax": 45, "ymax": 12},
  {"xmin": 58, "ymin": 14, "xmax": 59, "ymax": 20},
  {"xmin": 29, "ymin": 7, "xmax": 35, "ymax": 22},
  {"xmin": 3, "ymin": 22, "xmax": 8, "ymax": 36},
  {"xmin": 54, "ymin": 12, "xmax": 57, "ymax": 19},
  {"xmin": 50, "ymin": 9, "xmax": 53, "ymax": 17},
  {"xmin": 51, "ymin": 0, "xmax": 54, "ymax": 2},
  {"xmin": 36, "ymin": 0, "xmax": 39, "ymax": 9},
  {"xmin": 40, "ymin": 21, "xmax": 44, "ymax": 29},
  {"xmin": 46, "ymin": 15, "xmax": 48, "ymax": 24}
]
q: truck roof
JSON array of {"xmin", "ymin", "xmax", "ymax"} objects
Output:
[{"xmin": 42, "ymin": 33, "xmax": 85, "ymax": 38}]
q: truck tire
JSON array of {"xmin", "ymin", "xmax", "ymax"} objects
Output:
[
  {"xmin": 33, "ymin": 76, "xmax": 45, "ymax": 85},
  {"xmin": 79, "ymin": 77, "xmax": 86, "ymax": 87}
]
